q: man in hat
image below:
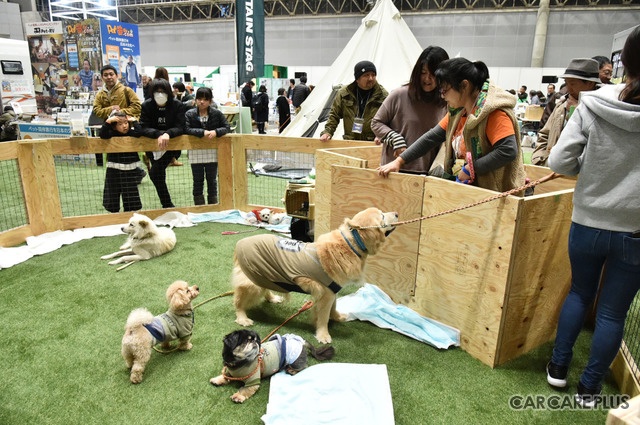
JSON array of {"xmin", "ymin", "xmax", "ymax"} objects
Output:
[
  {"xmin": 532, "ymin": 58, "xmax": 600, "ymax": 166},
  {"xmin": 320, "ymin": 60, "xmax": 388, "ymax": 141}
]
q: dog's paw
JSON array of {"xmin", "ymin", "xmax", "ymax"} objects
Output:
[
  {"xmin": 267, "ymin": 294, "xmax": 285, "ymax": 304},
  {"xmin": 108, "ymin": 259, "xmax": 123, "ymax": 265},
  {"xmin": 315, "ymin": 331, "xmax": 332, "ymax": 344},
  {"xmin": 331, "ymin": 312, "xmax": 348, "ymax": 322},
  {"xmin": 130, "ymin": 372, "xmax": 143, "ymax": 384},
  {"xmin": 231, "ymin": 392, "xmax": 247, "ymax": 403},
  {"xmin": 235, "ymin": 317, "xmax": 254, "ymax": 327},
  {"xmin": 210, "ymin": 375, "xmax": 227, "ymax": 386},
  {"xmin": 100, "ymin": 254, "xmax": 110, "ymax": 260},
  {"xmin": 178, "ymin": 342, "xmax": 193, "ymax": 351}
]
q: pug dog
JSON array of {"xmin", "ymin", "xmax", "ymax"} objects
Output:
[{"xmin": 210, "ymin": 329, "xmax": 335, "ymax": 403}]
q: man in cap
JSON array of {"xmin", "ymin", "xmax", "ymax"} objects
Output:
[
  {"xmin": 320, "ymin": 60, "xmax": 388, "ymax": 141},
  {"xmin": 532, "ymin": 58, "xmax": 600, "ymax": 166}
]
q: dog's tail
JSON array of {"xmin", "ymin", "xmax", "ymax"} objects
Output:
[
  {"xmin": 125, "ymin": 308, "xmax": 154, "ymax": 331},
  {"xmin": 304, "ymin": 341, "xmax": 335, "ymax": 361}
]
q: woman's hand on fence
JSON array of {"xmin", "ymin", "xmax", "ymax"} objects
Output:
[{"xmin": 377, "ymin": 157, "xmax": 404, "ymax": 178}]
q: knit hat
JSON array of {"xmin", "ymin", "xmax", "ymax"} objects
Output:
[
  {"xmin": 354, "ymin": 61, "xmax": 377, "ymax": 80},
  {"xmin": 559, "ymin": 58, "xmax": 601, "ymax": 83}
]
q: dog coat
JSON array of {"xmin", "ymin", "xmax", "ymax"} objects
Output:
[
  {"xmin": 228, "ymin": 334, "xmax": 305, "ymax": 387},
  {"xmin": 235, "ymin": 235, "xmax": 342, "ymax": 294},
  {"xmin": 143, "ymin": 311, "xmax": 194, "ymax": 345}
]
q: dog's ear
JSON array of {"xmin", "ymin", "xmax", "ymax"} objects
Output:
[
  {"xmin": 138, "ymin": 219, "xmax": 148, "ymax": 229},
  {"xmin": 168, "ymin": 286, "xmax": 190, "ymax": 309}
]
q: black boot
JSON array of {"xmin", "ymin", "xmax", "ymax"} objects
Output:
[
  {"xmin": 208, "ymin": 195, "xmax": 218, "ymax": 204},
  {"xmin": 194, "ymin": 194, "xmax": 205, "ymax": 205}
]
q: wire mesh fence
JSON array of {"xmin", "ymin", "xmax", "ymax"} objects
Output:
[
  {"xmin": 622, "ymin": 293, "xmax": 640, "ymax": 388},
  {"xmin": 246, "ymin": 149, "xmax": 314, "ymax": 208},
  {"xmin": 0, "ymin": 159, "xmax": 28, "ymax": 232},
  {"xmin": 54, "ymin": 150, "xmax": 219, "ymax": 216}
]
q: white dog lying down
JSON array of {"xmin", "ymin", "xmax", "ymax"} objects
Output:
[{"xmin": 101, "ymin": 213, "xmax": 176, "ymax": 265}]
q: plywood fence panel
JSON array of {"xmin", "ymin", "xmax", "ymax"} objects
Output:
[
  {"xmin": 524, "ymin": 164, "xmax": 576, "ymax": 195},
  {"xmin": 610, "ymin": 343, "xmax": 640, "ymax": 399},
  {"xmin": 0, "ymin": 226, "xmax": 33, "ymax": 248},
  {"xmin": 32, "ymin": 141, "xmax": 63, "ymax": 232},
  {"xmin": 496, "ymin": 189, "xmax": 574, "ymax": 365},
  {"xmin": 315, "ymin": 150, "xmax": 367, "ymax": 236},
  {"xmin": 16, "ymin": 142, "xmax": 43, "ymax": 236},
  {"xmin": 232, "ymin": 137, "xmax": 249, "ymax": 212},
  {"xmin": 0, "ymin": 141, "xmax": 17, "ymax": 161},
  {"xmin": 216, "ymin": 139, "xmax": 235, "ymax": 211},
  {"xmin": 330, "ymin": 166, "xmax": 424, "ymax": 302},
  {"xmin": 409, "ymin": 177, "xmax": 520, "ymax": 367},
  {"xmin": 238, "ymin": 135, "xmax": 371, "ymax": 153}
]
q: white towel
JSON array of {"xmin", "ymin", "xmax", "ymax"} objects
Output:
[{"xmin": 262, "ymin": 363, "xmax": 394, "ymax": 425}]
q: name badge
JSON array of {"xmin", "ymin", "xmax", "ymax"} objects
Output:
[{"xmin": 352, "ymin": 117, "xmax": 364, "ymax": 134}]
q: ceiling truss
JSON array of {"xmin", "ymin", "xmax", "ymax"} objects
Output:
[{"xmin": 36, "ymin": 0, "xmax": 640, "ymax": 24}]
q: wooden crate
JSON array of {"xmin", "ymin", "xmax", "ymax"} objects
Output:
[{"xmin": 316, "ymin": 147, "xmax": 576, "ymax": 367}]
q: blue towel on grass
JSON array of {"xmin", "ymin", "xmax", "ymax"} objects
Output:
[
  {"xmin": 188, "ymin": 209, "xmax": 291, "ymax": 233},
  {"xmin": 336, "ymin": 284, "xmax": 460, "ymax": 349}
]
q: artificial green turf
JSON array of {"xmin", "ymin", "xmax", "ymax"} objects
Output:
[{"xmin": 0, "ymin": 222, "xmax": 618, "ymax": 424}]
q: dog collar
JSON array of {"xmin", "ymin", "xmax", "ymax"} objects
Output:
[
  {"xmin": 349, "ymin": 228, "xmax": 368, "ymax": 253},
  {"xmin": 341, "ymin": 230, "xmax": 364, "ymax": 258}
]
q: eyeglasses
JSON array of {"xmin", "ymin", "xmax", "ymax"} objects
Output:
[
  {"xmin": 439, "ymin": 86, "xmax": 451, "ymax": 96},
  {"xmin": 602, "ymin": 70, "xmax": 613, "ymax": 76}
]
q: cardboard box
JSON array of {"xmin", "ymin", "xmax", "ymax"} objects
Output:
[{"xmin": 524, "ymin": 105, "xmax": 544, "ymax": 121}]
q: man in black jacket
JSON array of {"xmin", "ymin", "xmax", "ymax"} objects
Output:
[
  {"xmin": 292, "ymin": 76, "xmax": 310, "ymax": 112},
  {"xmin": 241, "ymin": 81, "xmax": 254, "ymax": 108}
]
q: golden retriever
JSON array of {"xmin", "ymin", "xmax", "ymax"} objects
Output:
[
  {"xmin": 101, "ymin": 213, "xmax": 176, "ymax": 265},
  {"xmin": 232, "ymin": 207, "xmax": 398, "ymax": 344}
]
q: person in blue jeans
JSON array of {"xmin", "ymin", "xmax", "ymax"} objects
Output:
[{"xmin": 546, "ymin": 26, "xmax": 640, "ymax": 408}]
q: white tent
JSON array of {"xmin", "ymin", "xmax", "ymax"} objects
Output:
[{"xmin": 282, "ymin": 0, "xmax": 423, "ymax": 139}]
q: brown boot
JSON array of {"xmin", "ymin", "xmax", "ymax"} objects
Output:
[{"xmin": 169, "ymin": 157, "xmax": 183, "ymax": 166}]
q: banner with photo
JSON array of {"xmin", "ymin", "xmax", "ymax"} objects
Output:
[
  {"xmin": 235, "ymin": 0, "xmax": 264, "ymax": 85},
  {"xmin": 25, "ymin": 21, "xmax": 67, "ymax": 114},
  {"xmin": 64, "ymin": 19, "xmax": 103, "ymax": 92},
  {"xmin": 99, "ymin": 20, "xmax": 141, "ymax": 90}
]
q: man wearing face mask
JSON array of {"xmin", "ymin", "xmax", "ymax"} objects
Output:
[
  {"xmin": 140, "ymin": 78, "xmax": 186, "ymax": 208},
  {"xmin": 320, "ymin": 61, "xmax": 388, "ymax": 142},
  {"xmin": 93, "ymin": 65, "xmax": 141, "ymax": 120}
]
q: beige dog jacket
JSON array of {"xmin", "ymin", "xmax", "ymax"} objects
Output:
[{"xmin": 235, "ymin": 235, "xmax": 341, "ymax": 294}]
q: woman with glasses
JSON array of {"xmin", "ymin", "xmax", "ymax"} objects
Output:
[
  {"xmin": 377, "ymin": 58, "xmax": 525, "ymax": 193},
  {"xmin": 371, "ymin": 46, "xmax": 449, "ymax": 174}
]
